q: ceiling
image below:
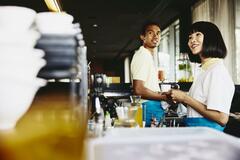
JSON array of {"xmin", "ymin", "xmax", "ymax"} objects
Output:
[{"xmin": 1, "ymin": 0, "xmax": 197, "ymax": 60}]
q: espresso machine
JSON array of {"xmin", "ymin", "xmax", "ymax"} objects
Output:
[{"xmin": 90, "ymin": 73, "xmax": 132, "ymax": 119}]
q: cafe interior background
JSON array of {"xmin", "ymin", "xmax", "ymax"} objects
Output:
[{"xmin": 0, "ymin": 0, "xmax": 240, "ymax": 160}]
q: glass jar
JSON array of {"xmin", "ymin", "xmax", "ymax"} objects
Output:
[{"xmin": 177, "ymin": 53, "xmax": 193, "ymax": 82}]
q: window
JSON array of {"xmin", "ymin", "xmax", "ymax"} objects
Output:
[
  {"xmin": 158, "ymin": 20, "xmax": 180, "ymax": 82},
  {"xmin": 236, "ymin": 0, "xmax": 240, "ymax": 84}
]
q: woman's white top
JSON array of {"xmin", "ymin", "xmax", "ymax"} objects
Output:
[{"xmin": 188, "ymin": 59, "xmax": 235, "ymax": 117}]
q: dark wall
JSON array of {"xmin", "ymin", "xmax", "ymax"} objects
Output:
[
  {"xmin": 89, "ymin": 58, "xmax": 124, "ymax": 80},
  {"xmin": 0, "ymin": 0, "xmax": 48, "ymax": 11},
  {"xmin": 224, "ymin": 85, "xmax": 240, "ymax": 137},
  {"xmin": 179, "ymin": 7, "xmax": 192, "ymax": 53}
]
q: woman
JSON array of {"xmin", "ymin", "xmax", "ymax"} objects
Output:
[{"xmin": 170, "ymin": 21, "xmax": 235, "ymax": 131}]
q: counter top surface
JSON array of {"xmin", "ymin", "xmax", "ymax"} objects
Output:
[{"xmin": 88, "ymin": 127, "xmax": 240, "ymax": 160}]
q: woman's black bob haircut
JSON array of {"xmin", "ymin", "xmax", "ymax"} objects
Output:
[{"xmin": 188, "ymin": 21, "xmax": 227, "ymax": 63}]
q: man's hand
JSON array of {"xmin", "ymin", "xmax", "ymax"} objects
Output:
[{"xmin": 161, "ymin": 91, "xmax": 176, "ymax": 106}]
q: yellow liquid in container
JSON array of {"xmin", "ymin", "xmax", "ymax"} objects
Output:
[
  {"xmin": 135, "ymin": 104, "xmax": 143, "ymax": 127},
  {"xmin": 0, "ymin": 91, "xmax": 87, "ymax": 160},
  {"xmin": 114, "ymin": 119, "xmax": 137, "ymax": 128}
]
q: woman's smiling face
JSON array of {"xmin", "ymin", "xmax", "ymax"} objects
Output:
[{"xmin": 188, "ymin": 31, "xmax": 204, "ymax": 55}]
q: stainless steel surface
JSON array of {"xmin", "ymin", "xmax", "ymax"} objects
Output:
[{"xmin": 103, "ymin": 92, "xmax": 131, "ymax": 97}]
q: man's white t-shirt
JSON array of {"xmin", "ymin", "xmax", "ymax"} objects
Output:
[
  {"xmin": 131, "ymin": 46, "xmax": 160, "ymax": 92},
  {"xmin": 188, "ymin": 60, "xmax": 235, "ymax": 117}
]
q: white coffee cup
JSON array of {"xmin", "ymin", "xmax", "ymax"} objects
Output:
[{"xmin": 160, "ymin": 84, "xmax": 171, "ymax": 92}]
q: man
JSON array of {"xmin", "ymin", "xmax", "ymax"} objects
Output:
[{"xmin": 131, "ymin": 21, "xmax": 168, "ymax": 127}]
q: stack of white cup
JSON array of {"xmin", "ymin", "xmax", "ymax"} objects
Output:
[
  {"xmin": 0, "ymin": 6, "xmax": 46, "ymax": 130},
  {"xmin": 35, "ymin": 12, "xmax": 75, "ymax": 35},
  {"xmin": 34, "ymin": 12, "xmax": 79, "ymax": 79}
]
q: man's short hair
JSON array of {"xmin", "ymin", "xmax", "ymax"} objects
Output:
[{"xmin": 141, "ymin": 20, "xmax": 161, "ymax": 35}]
